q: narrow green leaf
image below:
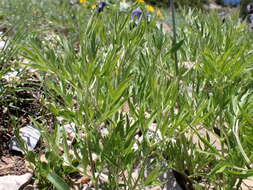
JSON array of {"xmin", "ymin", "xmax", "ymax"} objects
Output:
[
  {"xmin": 144, "ymin": 167, "xmax": 161, "ymax": 186},
  {"xmin": 47, "ymin": 172, "xmax": 70, "ymax": 190}
]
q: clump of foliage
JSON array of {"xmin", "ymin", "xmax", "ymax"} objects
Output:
[{"xmin": 0, "ymin": 0, "xmax": 253, "ymax": 190}]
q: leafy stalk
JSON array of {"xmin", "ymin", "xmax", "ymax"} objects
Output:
[{"xmin": 169, "ymin": 0, "xmax": 179, "ymax": 76}]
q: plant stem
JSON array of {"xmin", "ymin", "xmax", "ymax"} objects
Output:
[
  {"xmin": 87, "ymin": 136, "xmax": 99, "ymax": 190},
  {"xmin": 169, "ymin": 0, "xmax": 179, "ymax": 76}
]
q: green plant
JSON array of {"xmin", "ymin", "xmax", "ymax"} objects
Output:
[
  {"xmin": 1, "ymin": 0, "xmax": 252, "ymax": 189},
  {"xmin": 20, "ymin": 7, "xmax": 175, "ymax": 189}
]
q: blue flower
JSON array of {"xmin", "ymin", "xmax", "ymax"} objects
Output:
[
  {"xmin": 247, "ymin": 4, "xmax": 253, "ymax": 14},
  {"xmin": 131, "ymin": 7, "xmax": 142, "ymax": 25},
  {"xmin": 98, "ymin": 1, "xmax": 107, "ymax": 13},
  {"xmin": 219, "ymin": 12, "xmax": 228, "ymax": 22}
]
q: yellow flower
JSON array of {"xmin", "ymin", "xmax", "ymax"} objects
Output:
[
  {"xmin": 147, "ymin": 5, "xmax": 154, "ymax": 12},
  {"xmin": 80, "ymin": 0, "xmax": 86, "ymax": 4},
  {"xmin": 91, "ymin": 4, "xmax": 97, "ymax": 9},
  {"xmin": 136, "ymin": 0, "xmax": 144, "ymax": 3},
  {"xmin": 156, "ymin": 9, "xmax": 164, "ymax": 18}
]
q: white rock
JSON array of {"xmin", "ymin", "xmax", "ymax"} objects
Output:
[
  {"xmin": 56, "ymin": 116, "xmax": 65, "ymax": 123},
  {"xmin": 9, "ymin": 125, "xmax": 41, "ymax": 154},
  {"xmin": 63, "ymin": 122, "xmax": 76, "ymax": 139},
  {"xmin": 186, "ymin": 125, "xmax": 224, "ymax": 151},
  {"xmin": 133, "ymin": 123, "xmax": 162, "ymax": 151},
  {"xmin": 242, "ymin": 177, "xmax": 253, "ymax": 189},
  {"xmin": 2, "ymin": 71, "xmax": 19, "ymax": 82},
  {"xmin": 146, "ymin": 123, "xmax": 162, "ymax": 143},
  {"xmin": 96, "ymin": 173, "xmax": 108, "ymax": 183},
  {"xmin": 208, "ymin": 3, "xmax": 222, "ymax": 10},
  {"xmin": 100, "ymin": 127, "xmax": 109, "ymax": 138},
  {"xmin": 0, "ymin": 173, "xmax": 32, "ymax": 190},
  {"xmin": 0, "ymin": 41, "xmax": 5, "ymax": 50}
]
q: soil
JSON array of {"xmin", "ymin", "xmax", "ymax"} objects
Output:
[
  {"xmin": 0, "ymin": 154, "xmax": 28, "ymax": 176},
  {"xmin": 0, "ymin": 115, "xmax": 30, "ymax": 177},
  {"xmin": 0, "ymin": 71, "xmax": 49, "ymax": 186}
]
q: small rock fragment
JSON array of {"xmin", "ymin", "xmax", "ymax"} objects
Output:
[
  {"xmin": 242, "ymin": 177, "xmax": 253, "ymax": 189},
  {"xmin": 144, "ymin": 157, "xmax": 184, "ymax": 190},
  {"xmin": 146, "ymin": 123, "xmax": 162, "ymax": 142},
  {"xmin": 208, "ymin": 3, "xmax": 222, "ymax": 10},
  {"xmin": 2, "ymin": 70, "xmax": 19, "ymax": 82},
  {"xmin": 0, "ymin": 41, "xmax": 5, "ymax": 50},
  {"xmin": 0, "ymin": 173, "xmax": 32, "ymax": 190},
  {"xmin": 63, "ymin": 122, "xmax": 76, "ymax": 139},
  {"xmin": 9, "ymin": 125, "xmax": 41, "ymax": 154},
  {"xmin": 186, "ymin": 125, "xmax": 224, "ymax": 151}
]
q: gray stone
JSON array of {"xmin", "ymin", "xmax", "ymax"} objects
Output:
[
  {"xmin": 0, "ymin": 173, "xmax": 32, "ymax": 190},
  {"xmin": 160, "ymin": 170, "xmax": 183, "ymax": 190},
  {"xmin": 144, "ymin": 157, "xmax": 185, "ymax": 190},
  {"xmin": 143, "ymin": 169, "xmax": 184, "ymax": 190},
  {"xmin": 9, "ymin": 125, "xmax": 41, "ymax": 154}
]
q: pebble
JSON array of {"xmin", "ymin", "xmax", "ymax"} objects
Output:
[
  {"xmin": 63, "ymin": 122, "xmax": 76, "ymax": 139},
  {"xmin": 160, "ymin": 170, "xmax": 183, "ymax": 190},
  {"xmin": 242, "ymin": 177, "xmax": 253, "ymax": 189},
  {"xmin": 2, "ymin": 70, "xmax": 19, "ymax": 82},
  {"xmin": 0, "ymin": 173, "xmax": 32, "ymax": 190},
  {"xmin": 144, "ymin": 158, "xmax": 184, "ymax": 190},
  {"xmin": 0, "ymin": 41, "xmax": 5, "ymax": 50},
  {"xmin": 9, "ymin": 125, "xmax": 41, "ymax": 154}
]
